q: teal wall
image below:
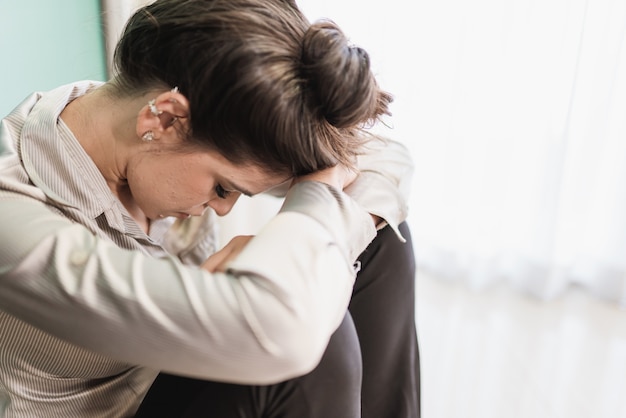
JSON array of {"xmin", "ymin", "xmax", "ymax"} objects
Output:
[{"xmin": 0, "ymin": 1, "xmax": 106, "ymax": 117}]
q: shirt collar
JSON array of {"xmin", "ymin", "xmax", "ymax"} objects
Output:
[{"xmin": 17, "ymin": 81, "xmax": 144, "ymax": 236}]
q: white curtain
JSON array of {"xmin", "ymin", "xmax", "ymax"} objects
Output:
[
  {"xmin": 299, "ymin": 0, "xmax": 626, "ymax": 307},
  {"xmin": 100, "ymin": 0, "xmax": 151, "ymax": 74},
  {"xmin": 102, "ymin": 0, "xmax": 626, "ymax": 307}
]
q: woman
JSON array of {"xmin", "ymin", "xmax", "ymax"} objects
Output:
[{"xmin": 0, "ymin": 0, "xmax": 418, "ymax": 417}]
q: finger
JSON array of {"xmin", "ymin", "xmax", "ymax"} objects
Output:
[
  {"xmin": 212, "ymin": 237, "xmax": 254, "ymax": 272},
  {"xmin": 201, "ymin": 235, "xmax": 254, "ymax": 273},
  {"xmin": 202, "ymin": 250, "xmax": 229, "ymax": 273}
]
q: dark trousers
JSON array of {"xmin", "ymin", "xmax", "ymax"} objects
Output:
[{"xmin": 134, "ymin": 222, "xmax": 420, "ymax": 417}]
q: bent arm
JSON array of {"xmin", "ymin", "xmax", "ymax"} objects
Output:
[
  {"xmin": 263, "ymin": 135, "xmax": 415, "ymax": 240},
  {"xmin": 0, "ymin": 181, "xmax": 375, "ymax": 384},
  {"xmin": 344, "ymin": 135, "xmax": 415, "ymax": 240}
]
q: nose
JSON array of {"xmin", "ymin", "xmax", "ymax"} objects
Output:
[{"xmin": 207, "ymin": 192, "xmax": 241, "ymax": 216}]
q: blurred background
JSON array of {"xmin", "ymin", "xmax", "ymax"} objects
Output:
[{"xmin": 1, "ymin": 1, "xmax": 625, "ymax": 417}]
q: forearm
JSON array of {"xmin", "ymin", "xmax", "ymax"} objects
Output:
[{"xmin": 0, "ymin": 182, "xmax": 374, "ymax": 384}]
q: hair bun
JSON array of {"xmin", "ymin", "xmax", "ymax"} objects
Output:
[{"xmin": 301, "ymin": 20, "xmax": 383, "ymax": 128}]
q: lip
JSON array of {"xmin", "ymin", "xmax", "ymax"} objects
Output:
[{"xmin": 175, "ymin": 212, "xmax": 191, "ymax": 219}]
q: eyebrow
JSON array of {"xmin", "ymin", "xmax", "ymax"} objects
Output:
[{"xmin": 224, "ymin": 180, "xmax": 253, "ymax": 197}]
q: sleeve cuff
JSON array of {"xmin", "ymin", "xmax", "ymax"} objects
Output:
[{"xmin": 344, "ymin": 171, "xmax": 408, "ymax": 243}]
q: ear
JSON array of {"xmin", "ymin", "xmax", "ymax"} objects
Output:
[{"xmin": 136, "ymin": 89, "xmax": 190, "ymax": 143}]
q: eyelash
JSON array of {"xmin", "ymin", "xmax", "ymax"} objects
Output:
[{"xmin": 215, "ymin": 184, "xmax": 231, "ymax": 199}]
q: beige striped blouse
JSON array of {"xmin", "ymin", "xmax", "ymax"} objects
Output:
[{"xmin": 0, "ymin": 81, "xmax": 412, "ymax": 417}]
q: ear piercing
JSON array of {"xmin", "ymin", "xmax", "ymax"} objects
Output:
[
  {"xmin": 142, "ymin": 131, "xmax": 154, "ymax": 141},
  {"xmin": 148, "ymin": 99, "xmax": 162, "ymax": 117},
  {"xmin": 146, "ymin": 87, "xmax": 181, "ymax": 135},
  {"xmin": 149, "ymin": 87, "xmax": 180, "ymax": 114}
]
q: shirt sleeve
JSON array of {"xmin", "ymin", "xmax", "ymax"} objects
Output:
[
  {"xmin": 262, "ymin": 135, "xmax": 414, "ymax": 241},
  {"xmin": 343, "ymin": 135, "xmax": 415, "ymax": 241},
  {"xmin": 0, "ymin": 181, "xmax": 375, "ymax": 385}
]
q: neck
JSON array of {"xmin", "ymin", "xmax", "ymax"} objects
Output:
[
  {"xmin": 60, "ymin": 83, "xmax": 152, "ymax": 232},
  {"xmin": 61, "ymin": 84, "xmax": 131, "ymax": 188}
]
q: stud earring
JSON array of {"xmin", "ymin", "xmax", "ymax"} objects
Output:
[
  {"xmin": 142, "ymin": 131, "xmax": 154, "ymax": 141},
  {"xmin": 148, "ymin": 99, "xmax": 162, "ymax": 116},
  {"xmin": 169, "ymin": 87, "xmax": 179, "ymax": 104}
]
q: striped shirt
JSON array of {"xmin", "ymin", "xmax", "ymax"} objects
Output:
[{"xmin": 0, "ymin": 81, "xmax": 412, "ymax": 417}]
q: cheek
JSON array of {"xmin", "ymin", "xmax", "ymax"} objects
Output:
[
  {"xmin": 129, "ymin": 154, "xmax": 212, "ymax": 208},
  {"xmin": 125, "ymin": 161, "xmax": 162, "ymax": 211},
  {"xmin": 127, "ymin": 154, "xmax": 215, "ymax": 217},
  {"xmin": 127, "ymin": 157, "xmax": 171, "ymax": 204},
  {"xmin": 164, "ymin": 178, "xmax": 208, "ymax": 206}
]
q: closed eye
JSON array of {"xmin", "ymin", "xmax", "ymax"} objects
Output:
[{"xmin": 215, "ymin": 184, "xmax": 231, "ymax": 199}]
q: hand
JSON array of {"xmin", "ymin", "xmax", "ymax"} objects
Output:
[
  {"xmin": 291, "ymin": 165, "xmax": 385, "ymax": 227},
  {"xmin": 202, "ymin": 235, "xmax": 254, "ymax": 273}
]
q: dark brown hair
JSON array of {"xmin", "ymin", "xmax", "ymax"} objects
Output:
[{"xmin": 113, "ymin": 0, "xmax": 392, "ymax": 175}]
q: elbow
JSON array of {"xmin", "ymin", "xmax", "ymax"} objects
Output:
[
  {"xmin": 284, "ymin": 327, "xmax": 329, "ymax": 375},
  {"xmin": 268, "ymin": 347, "xmax": 324, "ymax": 384},
  {"xmin": 252, "ymin": 313, "xmax": 332, "ymax": 384}
]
